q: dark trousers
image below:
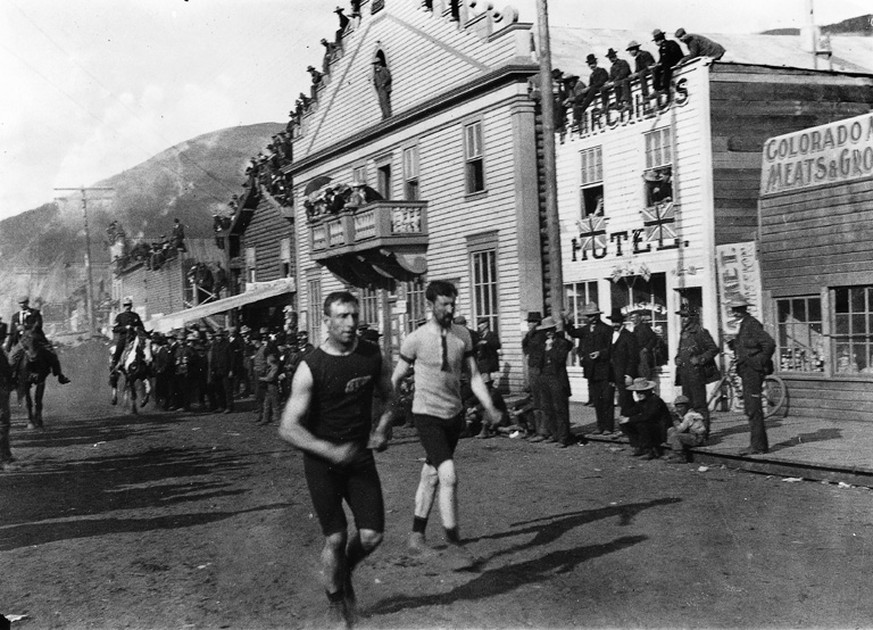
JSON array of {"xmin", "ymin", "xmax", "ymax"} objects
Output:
[
  {"xmin": 615, "ymin": 377, "xmax": 634, "ymax": 417},
  {"xmin": 528, "ymin": 367, "xmax": 546, "ymax": 436},
  {"xmin": 740, "ymin": 366, "xmax": 768, "ymax": 452},
  {"xmin": 208, "ymin": 374, "xmax": 230, "ymax": 411},
  {"xmin": 590, "ymin": 379, "xmax": 615, "ymax": 432},
  {"xmin": 254, "ymin": 381, "xmax": 266, "ymax": 420},
  {"xmin": 540, "ymin": 375, "xmax": 571, "ymax": 445},
  {"xmin": 261, "ymin": 383, "xmax": 280, "ymax": 424},
  {"xmin": 653, "ymin": 64, "xmax": 674, "ymax": 94},
  {"xmin": 0, "ymin": 383, "xmax": 11, "ymax": 462},
  {"xmin": 621, "ymin": 420, "xmax": 662, "ymax": 451}
]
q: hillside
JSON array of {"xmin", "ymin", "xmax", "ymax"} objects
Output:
[
  {"xmin": 0, "ymin": 122, "xmax": 283, "ymax": 269},
  {"xmin": 762, "ymin": 14, "xmax": 873, "ymax": 36}
]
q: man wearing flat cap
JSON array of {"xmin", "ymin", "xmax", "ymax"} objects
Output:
[
  {"xmin": 626, "ymin": 40, "xmax": 656, "ymax": 99},
  {"xmin": 675, "ymin": 28, "xmax": 726, "ymax": 63},
  {"xmin": 651, "ymin": 29, "xmax": 683, "ymax": 97}
]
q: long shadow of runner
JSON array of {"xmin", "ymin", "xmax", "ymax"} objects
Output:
[
  {"xmin": 0, "ymin": 502, "xmax": 293, "ymax": 552},
  {"xmin": 11, "ymin": 412, "xmax": 181, "ymax": 449},
  {"xmin": 370, "ymin": 535, "xmax": 646, "ymax": 616},
  {"xmin": 770, "ymin": 427, "xmax": 842, "ymax": 453}
]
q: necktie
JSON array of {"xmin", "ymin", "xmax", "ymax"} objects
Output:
[{"xmin": 441, "ymin": 328, "xmax": 450, "ymax": 372}]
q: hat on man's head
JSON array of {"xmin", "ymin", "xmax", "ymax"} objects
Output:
[
  {"xmin": 676, "ymin": 305, "xmax": 700, "ymax": 317},
  {"xmin": 673, "ymin": 395, "xmax": 691, "ymax": 406},
  {"xmin": 728, "ymin": 296, "xmax": 751, "ymax": 309},
  {"xmin": 560, "ymin": 74, "xmax": 580, "ymax": 83},
  {"xmin": 626, "ymin": 40, "xmax": 641, "ymax": 51},
  {"xmin": 453, "ymin": 315, "xmax": 467, "ymax": 326},
  {"xmin": 606, "ymin": 47, "xmax": 619, "ymax": 58},
  {"xmin": 674, "ymin": 27, "xmax": 687, "ymax": 39},
  {"xmin": 259, "ymin": 327, "xmax": 270, "ymax": 335},
  {"xmin": 477, "ymin": 317, "xmax": 489, "ymax": 327},
  {"xmin": 186, "ymin": 333, "xmax": 199, "ymax": 342},
  {"xmin": 585, "ymin": 53, "xmax": 597, "ymax": 65},
  {"xmin": 297, "ymin": 330, "xmax": 309, "ymax": 337},
  {"xmin": 627, "ymin": 377, "xmax": 656, "ymax": 391},
  {"xmin": 18, "ymin": 295, "xmax": 29, "ymax": 304},
  {"xmin": 361, "ymin": 329, "xmax": 381, "ymax": 343},
  {"xmin": 652, "ymin": 28, "xmax": 666, "ymax": 41},
  {"xmin": 526, "ymin": 311, "xmax": 543, "ymax": 323},
  {"xmin": 581, "ymin": 302, "xmax": 602, "ymax": 316},
  {"xmin": 122, "ymin": 296, "xmax": 133, "ymax": 306},
  {"xmin": 607, "ymin": 308, "xmax": 627, "ymax": 323},
  {"xmin": 538, "ymin": 316, "xmax": 558, "ymax": 331}
]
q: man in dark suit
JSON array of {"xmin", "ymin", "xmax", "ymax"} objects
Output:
[
  {"xmin": 567, "ymin": 302, "xmax": 613, "ymax": 434},
  {"xmin": 0, "ymin": 316, "xmax": 7, "ymax": 349},
  {"xmin": 609, "ymin": 309, "xmax": 639, "ymax": 426},
  {"xmin": 537, "ymin": 316, "xmax": 576, "ymax": 448},
  {"xmin": 729, "ymin": 297, "xmax": 776, "ymax": 455},
  {"xmin": 111, "ymin": 296, "xmax": 146, "ymax": 371},
  {"xmin": 652, "ymin": 28, "xmax": 683, "ymax": 96},
  {"xmin": 7, "ymin": 296, "xmax": 70, "ymax": 385}
]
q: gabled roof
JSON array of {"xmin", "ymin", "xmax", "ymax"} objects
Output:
[{"xmin": 550, "ymin": 27, "xmax": 873, "ymax": 79}]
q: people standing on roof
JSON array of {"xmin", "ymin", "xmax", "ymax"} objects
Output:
[
  {"xmin": 651, "ymin": 29, "xmax": 684, "ymax": 97},
  {"xmin": 675, "ymin": 28, "xmax": 726, "ymax": 63}
]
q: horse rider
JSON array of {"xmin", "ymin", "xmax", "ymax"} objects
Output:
[
  {"xmin": 5, "ymin": 296, "xmax": 71, "ymax": 385},
  {"xmin": 111, "ymin": 296, "xmax": 146, "ymax": 372}
]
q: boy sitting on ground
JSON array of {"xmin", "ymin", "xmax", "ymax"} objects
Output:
[{"xmin": 665, "ymin": 395, "xmax": 707, "ymax": 462}]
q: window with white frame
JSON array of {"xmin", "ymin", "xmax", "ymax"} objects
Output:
[
  {"xmin": 404, "ymin": 277, "xmax": 427, "ymax": 333},
  {"xmin": 469, "ymin": 242, "xmax": 498, "ymax": 334},
  {"xmin": 245, "ymin": 247, "xmax": 257, "ymax": 284},
  {"xmin": 643, "ymin": 127, "xmax": 673, "ymax": 207},
  {"xmin": 580, "ymin": 146, "xmax": 603, "ymax": 218},
  {"xmin": 352, "ymin": 165, "xmax": 367, "ymax": 185},
  {"xmin": 359, "ymin": 287, "xmax": 380, "ymax": 328},
  {"xmin": 376, "ymin": 161, "xmax": 392, "ymax": 199},
  {"xmin": 777, "ymin": 296, "xmax": 825, "ymax": 373},
  {"xmin": 403, "ymin": 145, "xmax": 419, "ymax": 201},
  {"xmin": 833, "ymin": 285, "xmax": 873, "ymax": 375},
  {"xmin": 464, "ymin": 121, "xmax": 485, "ymax": 194}
]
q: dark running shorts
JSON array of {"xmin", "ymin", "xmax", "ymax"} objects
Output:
[
  {"xmin": 414, "ymin": 412, "xmax": 465, "ymax": 468},
  {"xmin": 303, "ymin": 447, "xmax": 385, "ymax": 536}
]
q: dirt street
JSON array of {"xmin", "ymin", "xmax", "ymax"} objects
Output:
[{"xmin": 3, "ymin": 343, "xmax": 873, "ymax": 629}]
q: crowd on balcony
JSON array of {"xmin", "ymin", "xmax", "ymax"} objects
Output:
[{"xmin": 542, "ymin": 28, "xmax": 725, "ymax": 137}]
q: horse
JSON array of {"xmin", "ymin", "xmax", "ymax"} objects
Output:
[
  {"xmin": 110, "ymin": 330, "xmax": 153, "ymax": 415},
  {"xmin": 14, "ymin": 329, "xmax": 52, "ymax": 429}
]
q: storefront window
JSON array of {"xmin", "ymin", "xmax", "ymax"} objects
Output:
[
  {"xmin": 610, "ymin": 273, "xmax": 669, "ymax": 348},
  {"xmin": 565, "ymin": 281, "xmax": 599, "ymax": 367},
  {"xmin": 579, "ymin": 146, "xmax": 603, "ymax": 218},
  {"xmin": 776, "ymin": 297, "xmax": 825, "ymax": 373},
  {"xmin": 833, "ymin": 286, "xmax": 873, "ymax": 374}
]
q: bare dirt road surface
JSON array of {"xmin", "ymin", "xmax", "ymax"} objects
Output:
[{"xmin": 3, "ymin": 343, "xmax": 873, "ymax": 629}]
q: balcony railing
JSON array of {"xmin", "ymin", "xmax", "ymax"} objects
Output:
[{"xmin": 309, "ymin": 200, "xmax": 428, "ymax": 261}]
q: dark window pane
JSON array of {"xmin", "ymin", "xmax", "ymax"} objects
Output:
[
  {"xmin": 808, "ymin": 298, "xmax": 821, "ymax": 322},
  {"xmin": 853, "ymin": 314, "xmax": 866, "ymax": 335},
  {"xmin": 835, "ymin": 288, "xmax": 849, "ymax": 313},
  {"xmin": 851, "ymin": 287, "xmax": 866, "ymax": 312},
  {"xmin": 792, "ymin": 299, "xmax": 806, "ymax": 322},
  {"xmin": 777, "ymin": 300, "xmax": 791, "ymax": 323},
  {"xmin": 835, "ymin": 314, "xmax": 850, "ymax": 336}
]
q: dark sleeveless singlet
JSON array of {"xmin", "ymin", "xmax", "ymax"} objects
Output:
[{"xmin": 303, "ymin": 340, "xmax": 382, "ymax": 443}]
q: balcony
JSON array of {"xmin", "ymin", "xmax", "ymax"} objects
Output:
[
  {"xmin": 308, "ymin": 200, "xmax": 429, "ymax": 288},
  {"xmin": 310, "ymin": 200, "xmax": 428, "ymax": 259}
]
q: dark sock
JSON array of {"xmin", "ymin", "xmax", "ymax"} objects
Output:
[
  {"xmin": 445, "ymin": 526, "xmax": 460, "ymax": 544},
  {"xmin": 326, "ymin": 589, "xmax": 344, "ymax": 604},
  {"xmin": 412, "ymin": 516, "xmax": 427, "ymax": 534}
]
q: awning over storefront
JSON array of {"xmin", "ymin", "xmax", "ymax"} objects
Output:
[{"xmin": 148, "ymin": 278, "xmax": 296, "ymax": 333}]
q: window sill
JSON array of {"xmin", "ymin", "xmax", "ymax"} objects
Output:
[{"xmin": 464, "ymin": 190, "xmax": 489, "ymax": 201}]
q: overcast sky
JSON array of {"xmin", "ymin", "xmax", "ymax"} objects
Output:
[{"xmin": 0, "ymin": 0, "xmax": 868, "ymax": 220}]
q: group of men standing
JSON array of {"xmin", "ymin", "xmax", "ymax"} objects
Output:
[{"xmin": 555, "ymin": 27, "xmax": 726, "ymax": 130}]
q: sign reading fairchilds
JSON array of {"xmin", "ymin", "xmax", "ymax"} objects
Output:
[{"xmin": 760, "ymin": 112, "xmax": 873, "ymax": 195}]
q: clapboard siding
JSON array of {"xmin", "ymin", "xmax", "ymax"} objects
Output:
[
  {"xmin": 709, "ymin": 64, "xmax": 873, "ymax": 249},
  {"xmin": 780, "ymin": 377, "xmax": 873, "ymax": 421},
  {"xmin": 242, "ymin": 194, "xmax": 295, "ymax": 283},
  {"xmin": 760, "ymin": 180, "xmax": 873, "ymax": 293},
  {"xmin": 297, "ymin": 1, "xmax": 531, "ymax": 159}
]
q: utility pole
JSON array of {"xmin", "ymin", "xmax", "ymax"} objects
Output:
[
  {"xmin": 536, "ymin": 0, "xmax": 563, "ymax": 316},
  {"xmin": 54, "ymin": 186, "xmax": 114, "ymax": 338}
]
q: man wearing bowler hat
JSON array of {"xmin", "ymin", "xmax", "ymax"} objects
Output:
[
  {"xmin": 605, "ymin": 48, "xmax": 632, "ymax": 111},
  {"xmin": 728, "ymin": 296, "xmax": 775, "ymax": 455},
  {"xmin": 536, "ymin": 316, "xmax": 576, "ymax": 447},
  {"xmin": 608, "ymin": 308, "xmax": 639, "ymax": 426},
  {"xmin": 577, "ymin": 53, "xmax": 610, "ymax": 116}
]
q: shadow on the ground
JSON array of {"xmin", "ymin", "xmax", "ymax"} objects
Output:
[
  {"xmin": 369, "ymin": 534, "xmax": 646, "ymax": 616},
  {"xmin": 770, "ymin": 427, "xmax": 842, "ymax": 453},
  {"xmin": 0, "ymin": 444, "xmax": 257, "ymax": 537}
]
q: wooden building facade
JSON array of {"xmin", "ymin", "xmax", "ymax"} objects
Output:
[
  {"xmin": 554, "ymin": 58, "xmax": 873, "ymax": 400},
  {"xmin": 759, "ymin": 111, "xmax": 873, "ymax": 421},
  {"xmin": 287, "ymin": 0, "xmax": 546, "ymax": 392}
]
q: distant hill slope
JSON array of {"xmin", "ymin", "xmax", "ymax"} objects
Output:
[
  {"xmin": 762, "ymin": 14, "xmax": 873, "ymax": 36},
  {"xmin": 0, "ymin": 122, "xmax": 283, "ymax": 268}
]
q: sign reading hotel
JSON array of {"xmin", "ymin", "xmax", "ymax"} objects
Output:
[
  {"xmin": 715, "ymin": 242, "xmax": 762, "ymax": 340},
  {"xmin": 760, "ymin": 112, "xmax": 873, "ymax": 196}
]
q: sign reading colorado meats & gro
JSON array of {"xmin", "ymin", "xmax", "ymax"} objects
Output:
[{"xmin": 760, "ymin": 112, "xmax": 873, "ymax": 196}]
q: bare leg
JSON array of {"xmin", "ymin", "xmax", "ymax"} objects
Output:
[
  {"xmin": 435, "ymin": 459, "xmax": 458, "ymax": 530},
  {"xmin": 413, "ymin": 463, "xmax": 439, "ymax": 520}
]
